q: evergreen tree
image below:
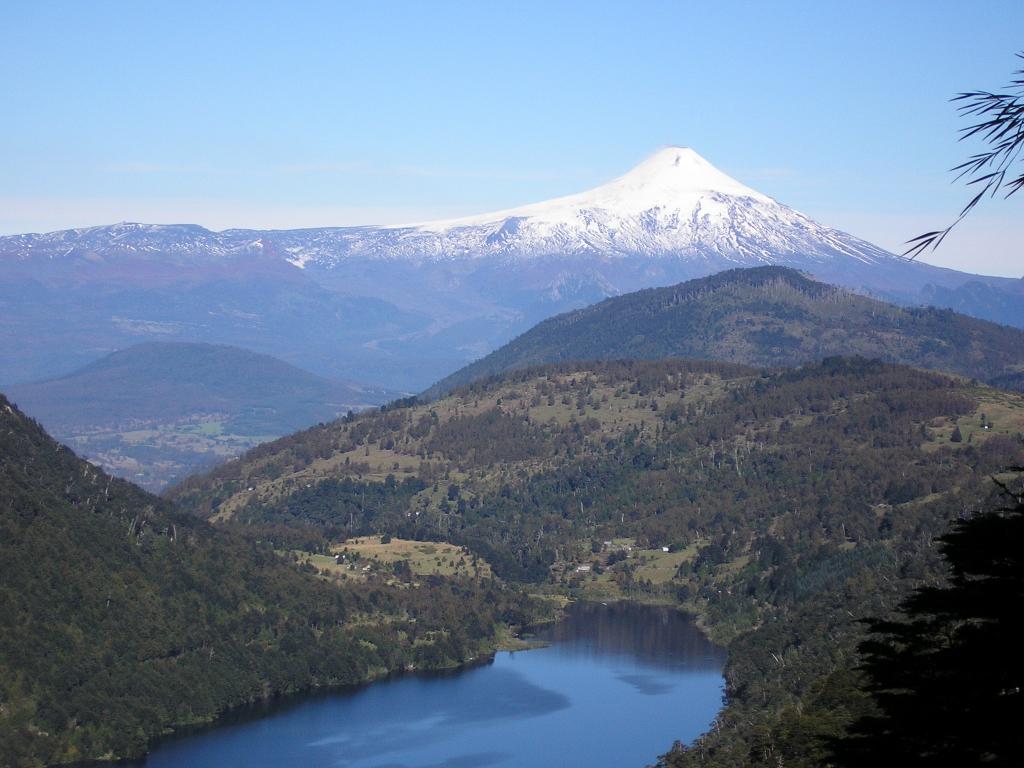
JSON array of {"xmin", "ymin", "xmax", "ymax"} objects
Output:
[{"xmin": 831, "ymin": 472, "xmax": 1024, "ymax": 766}]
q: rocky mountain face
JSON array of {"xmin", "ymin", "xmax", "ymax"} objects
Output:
[{"xmin": 3, "ymin": 148, "xmax": 1021, "ymax": 391}]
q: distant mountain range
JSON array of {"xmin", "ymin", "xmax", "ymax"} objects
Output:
[
  {"xmin": 5, "ymin": 342, "xmax": 394, "ymax": 489},
  {"xmin": 2, "ymin": 147, "xmax": 1021, "ymax": 391},
  {"xmin": 427, "ymin": 267, "xmax": 1024, "ymax": 397}
]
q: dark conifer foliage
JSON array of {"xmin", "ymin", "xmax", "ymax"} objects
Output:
[{"xmin": 831, "ymin": 473, "xmax": 1024, "ymax": 767}]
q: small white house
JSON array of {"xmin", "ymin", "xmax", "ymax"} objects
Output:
[
  {"xmin": 575, "ymin": 564, "xmax": 592, "ymax": 573},
  {"xmin": 661, "ymin": 546, "xmax": 670, "ymax": 553}
]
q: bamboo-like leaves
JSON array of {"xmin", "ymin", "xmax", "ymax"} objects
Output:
[{"xmin": 905, "ymin": 52, "xmax": 1024, "ymax": 259}]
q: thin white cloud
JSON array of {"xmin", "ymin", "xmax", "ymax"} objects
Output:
[
  {"xmin": 99, "ymin": 162, "xmax": 221, "ymax": 174},
  {"xmin": 740, "ymin": 166, "xmax": 830, "ymax": 193},
  {"xmin": 274, "ymin": 161, "xmax": 575, "ymax": 182},
  {"xmin": 274, "ymin": 162, "xmax": 371, "ymax": 174},
  {"xmin": 95, "ymin": 160, "xmax": 570, "ymax": 181},
  {"xmin": 819, "ymin": 210, "xmax": 1024, "ymax": 279},
  {"xmin": 392, "ymin": 164, "xmax": 572, "ymax": 182},
  {"xmin": 0, "ymin": 196, "xmax": 478, "ymax": 234},
  {"xmin": 744, "ymin": 166, "xmax": 803, "ymax": 181}
]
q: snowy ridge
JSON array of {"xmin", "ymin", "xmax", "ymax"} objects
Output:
[
  {"xmin": 304, "ymin": 147, "xmax": 892, "ymax": 267},
  {"xmin": 0, "ymin": 147, "xmax": 897, "ymax": 270},
  {"xmin": 292, "ymin": 146, "xmax": 897, "ymax": 266}
]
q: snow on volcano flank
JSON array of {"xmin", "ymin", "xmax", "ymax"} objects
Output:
[
  {"xmin": 405, "ymin": 147, "xmax": 889, "ymax": 266},
  {"xmin": 2, "ymin": 144, "xmax": 1013, "ymax": 393},
  {"xmin": 0, "ymin": 146, "xmax": 897, "ymax": 271},
  {"xmin": 417, "ymin": 146, "xmax": 769, "ymax": 230}
]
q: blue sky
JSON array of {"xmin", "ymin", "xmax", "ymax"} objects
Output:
[{"xmin": 1, "ymin": 0, "xmax": 1021, "ymax": 275}]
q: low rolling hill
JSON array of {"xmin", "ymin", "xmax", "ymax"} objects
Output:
[
  {"xmin": 5, "ymin": 342, "xmax": 397, "ymax": 490},
  {"xmin": 426, "ymin": 266, "xmax": 1024, "ymax": 398}
]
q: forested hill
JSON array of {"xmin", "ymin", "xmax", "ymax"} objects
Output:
[
  {"xmin": 7, "ymin": 342, "xmax": 392, "ymax": 431},
  {"xmin": 0, "ymin": 395, "xmax": 538, "ymax": 766},
  {"xmin": 169, "ymin": 357, "xmax": 1024, "ymax": 767},
  {"xmin": 425, "ymin": 267, "xmax": 1024, "ymax": 398},
  {"xmin": 5, "ymin": 342, "xmax": 396, "ymax": 490}
]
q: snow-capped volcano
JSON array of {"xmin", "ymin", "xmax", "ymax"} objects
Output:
[
  {"xmin": 0, "ymin": 147, "xmax": 899, "ymax": 270},
  {"xmin": 418, "ymin": 146, "xmax": 772, "ymax": 229},
  {"xmin": 264, "ymin": 146, "xmax": 893, "ymax": 268},
  {"xmin": 1, "ymin": 147, "xmax": 1021, "ymax": 391}
]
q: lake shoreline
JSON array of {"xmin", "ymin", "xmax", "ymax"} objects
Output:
[
  {"xmin": 69, "ymin": 621, "xmax": 537, "ymax": 768},
  {"xmin": 72, "ymin": 600, "xmax": 725, "ymax": 768}
]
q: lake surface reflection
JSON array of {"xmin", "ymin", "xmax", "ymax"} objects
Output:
[{"xmin": 126, "ymin": 602, "xmax": 725, "ymax": 768}]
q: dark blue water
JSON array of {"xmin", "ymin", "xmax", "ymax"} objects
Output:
[{"xmin": 128, "ymin": 602, "xmax": 725, "ymax": 768}]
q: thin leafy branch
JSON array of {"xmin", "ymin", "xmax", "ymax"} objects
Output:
[{"xmin": 905, "ymin": 52, "xmax": 1024, "ymax": 259}]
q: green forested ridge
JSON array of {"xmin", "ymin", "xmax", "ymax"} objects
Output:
[
  {"xmin": 425, "ymin": 267, "xmax": 1024, "ymax": 398},
  {"xmin": 0, "ymin": 395, "xmax": 541, "ymax": 767},
  {"xmin": 170, "ymin": 356, "xmax": 1024, "ymax": 765}
]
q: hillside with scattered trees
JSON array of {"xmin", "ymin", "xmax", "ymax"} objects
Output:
[{"xmin": 171, "ymin": 356, "xmax": 1024, "ymax": 766}]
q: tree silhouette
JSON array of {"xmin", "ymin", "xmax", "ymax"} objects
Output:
[
  {"xmin": 830, "ymin": 472, "xmax": 1024, "ymax": 766},
  {"xmin": 906, "ymin": 53, "xmax": 1024, "ymax": 258}
]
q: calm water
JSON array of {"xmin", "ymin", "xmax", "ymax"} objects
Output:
[{"xmin": 126, "ymin": 602, "xmax": 725, "ymax": 768}]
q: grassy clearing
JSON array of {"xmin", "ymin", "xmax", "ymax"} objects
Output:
[
  {"xmin": 633, "ymin": 543, "xmax": 701, "ymax": 583},
  {"xmin": 337, "ymin": 536, "xmax": 493, "ymax": 577},
  {"xmin": 293, "ymin": 536, "xmax": 493, "ymax": 583},
  {"xmin": 491, "ymin": 624, "xmax": 549, "ymax": 651},
  {"xmin": 923, "ymin": 386, "xmax": 1024, "ymax": 451},
  {"xmin": 550, "ymin": 537, "xmax": 703, "ymax": 604},
  {"xmin": 205, "ymin": 368, "xmax": 739, "ymax": 519},
  {"xmin": 182, "ymin": 420, "xmax": 226, "ymax": 437}
]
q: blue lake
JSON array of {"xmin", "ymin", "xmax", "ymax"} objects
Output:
[{"xmin": 125, "ymin": 602, "xmax": 725, "ymax": 768}]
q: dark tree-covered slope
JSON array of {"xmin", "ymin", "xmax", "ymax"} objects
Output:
[
  {"xmin": 828, "ymin": 477, "xmax": 1024, "ymax": 767},
  {"xmin": 426, "ymin": 267, "xmax": 1024, "ymax": 398},
  {"xmin": 0, "ymin": 395, "xmax": 537, "ymax": 767}
]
